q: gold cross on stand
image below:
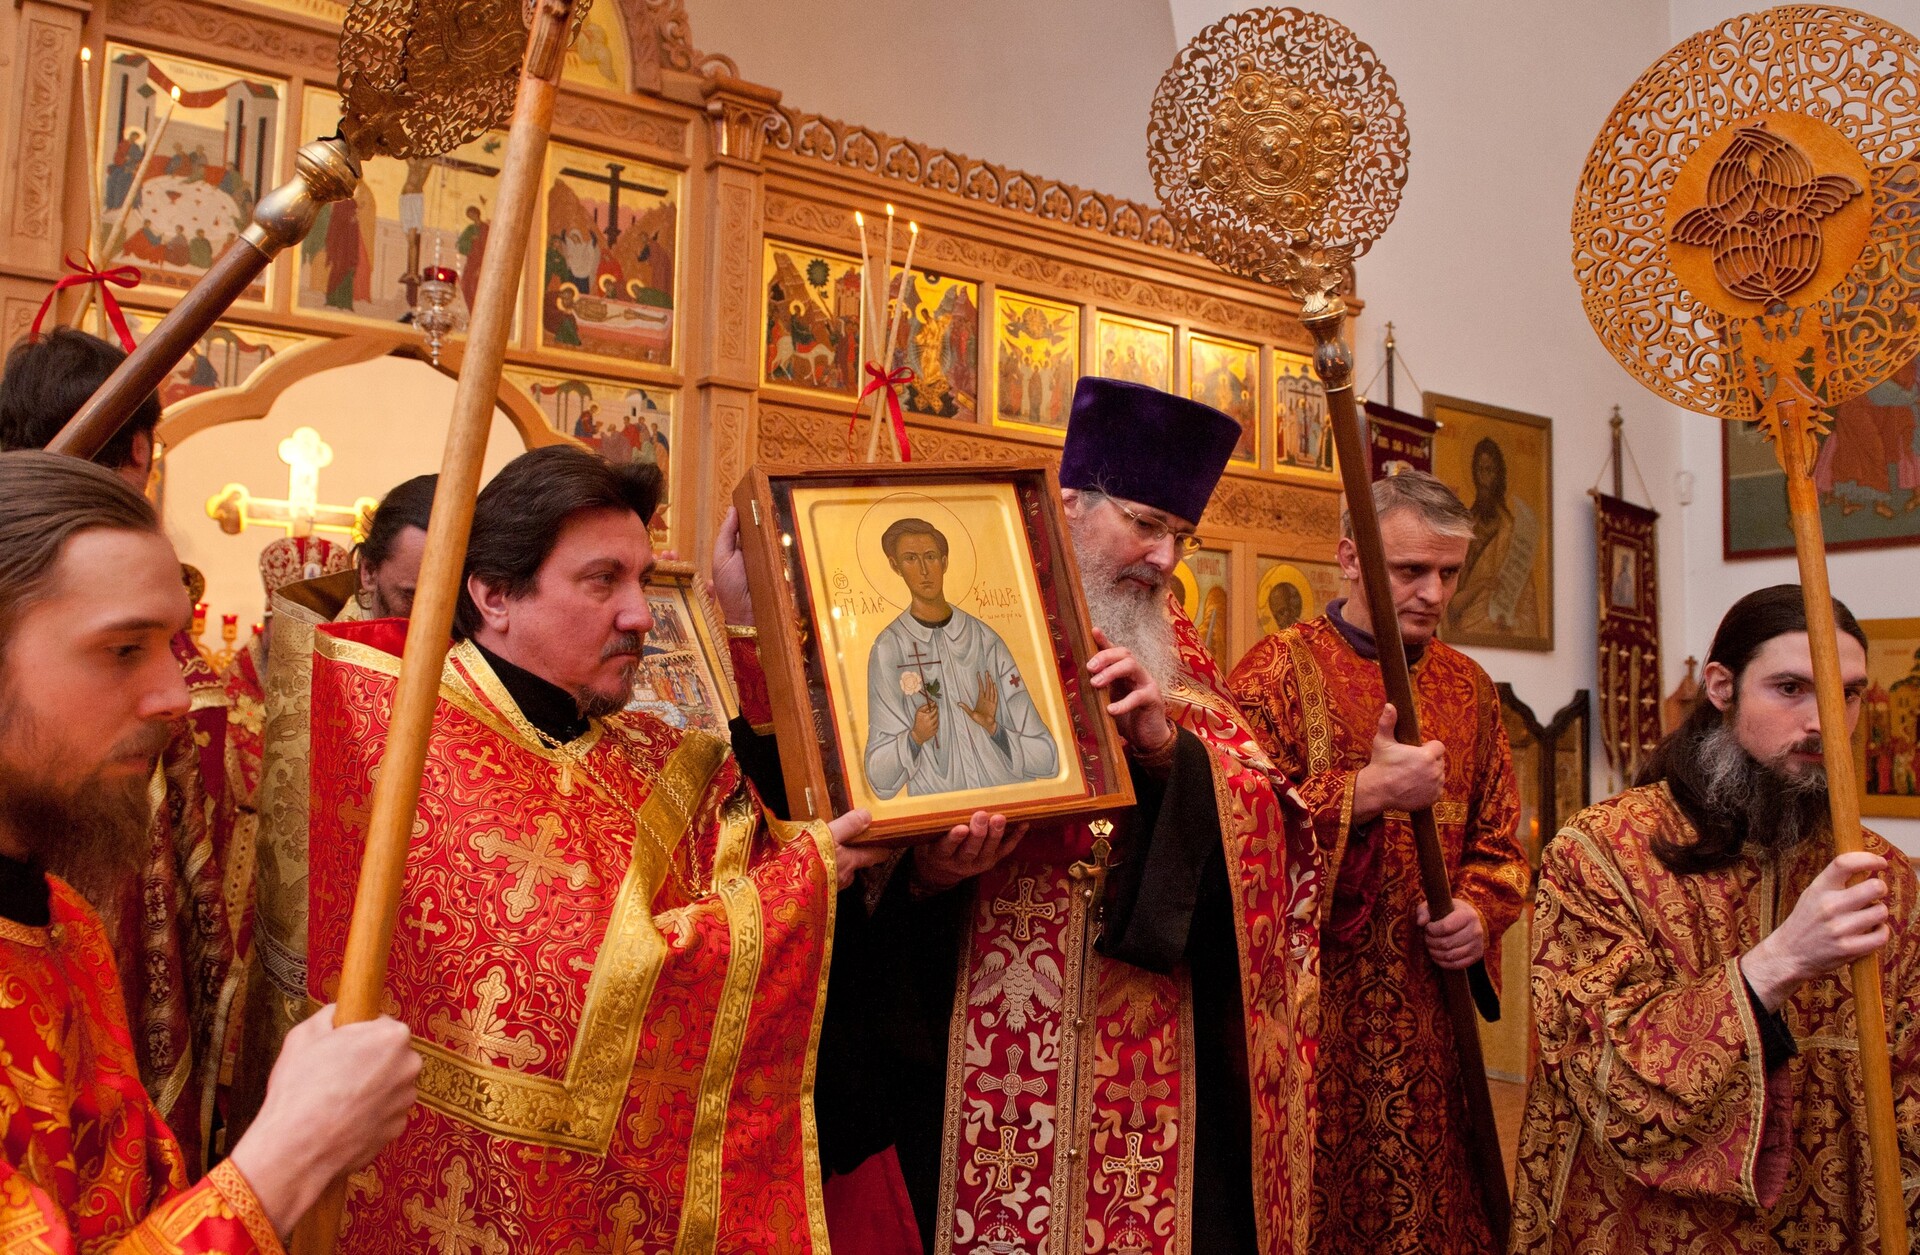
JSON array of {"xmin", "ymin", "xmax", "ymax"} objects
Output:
[
  {"xmin": 206, "ymin": 425, "xmax": 378, "ymax": 541},
  {"xmin": 1102, "ymin": 1131, "xmax": 1164, "ymax": 1198}
]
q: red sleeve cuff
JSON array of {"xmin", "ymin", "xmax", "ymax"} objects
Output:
[{"xmin": 729, "ymin": 636, "xmax": 774, "ymax": 731}]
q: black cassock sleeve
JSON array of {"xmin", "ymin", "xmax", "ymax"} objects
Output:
[{"xmin": 1100, "ymin": 728, "xmax": 1219, "ymax": 974}]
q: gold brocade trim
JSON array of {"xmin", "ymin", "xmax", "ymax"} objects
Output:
[
  {"xmin": 0, "ymin": 916, "xmax": 49, "ymax": 947},
  {"xmin": 1796, "ymin": 1035, "xmax": 1858, "ymax": 1052},
  {"xmin": 410, "ymin": 732, "xmax": 732, "ymax": 1152},
  {"xmin": 1723, "ymin": 953, "xmax": 1770, "ymax": 1206},
  {"xmin": 188, "ymin": 685, "xmax": 228, "ymax": 712},
  {"xmin": 1287, "ymin": 633, "xmax": 1356, "ymax": 930},
  {"xmin": 791, "ymin": 817, "xmax": 838, "ymax": 1255},
  {"xmin": 208, "ymin": 1159, "xmax": 287, "ymax": 1254},
  {"xmin": 446, "ymin": 639, "xmax": 606, "ymax": 761},
  {"xmin": 672, "ymin": 873, "xmax": 764, "ymax": 1255},
  {"xmin": 147, "ymin": 762, "xmax": 193, "ymax": 1122}
]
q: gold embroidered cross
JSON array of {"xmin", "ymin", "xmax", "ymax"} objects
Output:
[
  {"xmin": 472, "ymin": 815, "xmax": 595, "ymax": 923},
  {"xmin": 206, "ymin": 425, "xmax": 378, "ymax": 541},
  {"xmin": 1103, "ymin": 1052, "xmax": 1172, "ymax": 1128},
  {"xmin": 990, "ymin": 877, "xmax": 1058, "ymax": 942},
  {"xmin": 623, "ymin": 1006, "xmax": 692, "ymax": 1145},
  {"xmin": 425, "ymin": 966, "xmax": 544, "ymax": 1069},
  {"xmin": 454, "ymin": 743, "xmax": 505, "ymax": 777},
  {"xmin": 401, "ymin": 1158, "xmax": 509, "ymax": 1255},
  {"xmin": 1102, "ymin": 1131, "xmax": 1164, "ymax": 1198},
  {"xmin": 979, "ymin": 1044, "xmax": 1048, "ymax": 1121},
  {"xmin": 971, "ymin": 1126, "xmax": 1037, "ymax": 1192}
]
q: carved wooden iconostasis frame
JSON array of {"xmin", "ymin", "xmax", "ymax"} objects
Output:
[{"xmin": 0, "ymin": 0, "xmax": 1342, "ymax": 666}]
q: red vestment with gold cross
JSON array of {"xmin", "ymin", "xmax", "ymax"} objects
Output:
[
  {"xmin": 1227, "ymin": 613, "xmax": 1525, "ymax": 1255},
  {"xmin": 0, "ymin": 877, "xmax": 282, "ymax": 1254},
  {"xmin": 933, "ymin": 600, "xmax": 1323, "ymax": 1254},
  {"xmin": 306, "ymin": 622, "xmax": 838, "ymax": 1253}
]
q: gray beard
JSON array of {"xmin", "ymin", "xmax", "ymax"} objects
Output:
[
  {"xmin": 1068, "ymin": 517, "xmax": 1178, "ymax": 689},
  {"xmin": 1696, "ymin": 719, "xmax": 1831, "ymax": 855}
]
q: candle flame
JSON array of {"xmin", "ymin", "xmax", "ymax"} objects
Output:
[
  {"xmin": 855, "ymin": 210, "xmax": 865, "ymax": 227},
  {"xmin": 910, "ymin": 222, "xmax": 920, "ymax": 235},
  {"xmin": 886, "ymin": 203, "xmax": 896, "ymax": 217},
  {"xmin": 170, "ymin": 86, "xmax": 181, "ymax": 102},
  {"xmin": 79, "ymin": 46, "xmax": 91, "ymax": 63}
]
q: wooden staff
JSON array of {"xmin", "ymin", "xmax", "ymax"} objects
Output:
[
  {"xmin": 288, "ymin": 1, "xmax": 577, "ymax": 1250},
  {"xmin": 1774, "ymin": 392, "xmax": 1906, "ymax": 1250},
  {"xmin": 48, "ymin": 136, "xmax": 359, "ymax": 462},
  {"xmin": 1301, "ymin": 291, "xmax": 1512, "ymax": 1244}
]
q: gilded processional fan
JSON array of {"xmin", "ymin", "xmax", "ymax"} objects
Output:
[
  {"xmin": 1574, "ymin": 6, "xmax": 1920, "ymax": 1247},
  {"xmin": 1149, "ymin": 10, "xmax": 1512, "ymax": 1243}
]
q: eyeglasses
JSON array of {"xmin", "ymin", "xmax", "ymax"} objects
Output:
[{"xmin": 1106, "ymin": 496, "xmax": 1202, "ymax": 556}]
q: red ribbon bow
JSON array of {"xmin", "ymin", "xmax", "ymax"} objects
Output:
[
  {"xmin": 849, "ymin": 362, "xmax": 915, "ymax": 461},
  {"xmin": 30, "ymin": 252, "xmax": 142, "ymax": 351}
]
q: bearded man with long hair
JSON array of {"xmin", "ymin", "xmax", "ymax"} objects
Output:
[{"xmin": 1512, "ymin": 584, "xmax": 1920, "ymax": 1253}]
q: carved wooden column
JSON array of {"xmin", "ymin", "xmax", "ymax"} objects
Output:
[
  {"xmin": 691, "ymin": 73, "xmax": 779, "ymax": 554},
  {"xmin": 0, "ymin": 0, "xmax": 89, "ymax": 349}
]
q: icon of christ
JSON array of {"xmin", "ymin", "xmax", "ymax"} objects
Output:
[{"xmin": 863, "ymin": 517, "xmax": 1058, "ymax": 798}]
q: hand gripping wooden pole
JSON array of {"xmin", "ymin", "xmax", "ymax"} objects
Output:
[
  {"xmin": 46, "ymin": 138, "xmax": 360, "ymax": 463},
  {"xmin": 289, "ymin": 3, "xmax": 577, "ymax": 1250},
  {"xmin": 1302, "ymin": 291, "xmax": 1513, "ymax": 1245},
  {"xmin": 1775, "ymin": 396, "xmax": 1907, "ymax": 1252}
]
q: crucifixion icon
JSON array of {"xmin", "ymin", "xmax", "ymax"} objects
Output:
[{"xmin": 206, "ymin": 425, "xmax": 378, "ymax": 541}]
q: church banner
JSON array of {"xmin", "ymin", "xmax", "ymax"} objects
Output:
[
  {"xmin": 1362, "ymin": 399, "xmax": 1435, "ymax": 477},
  {"xmin": 1595, "ymin": 493, "xmax": 1662, "ymax": 783}
]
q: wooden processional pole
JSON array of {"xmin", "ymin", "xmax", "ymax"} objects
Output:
[
  {"xmin": 1302, "ymin": 291, "xmax": 1513, "ymax": 1242},
  {"xmin": 1775, "ymin": 396, "xmax": 1905, "ymax": 1249},
  {"xmin": 291, "ymin": 1, "xmax": 578, "ymax": 1249}
]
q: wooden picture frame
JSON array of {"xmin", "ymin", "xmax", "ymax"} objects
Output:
[
  {"xmin": 1428, "ymin": 393, "xmax": 1555, "ymax": 651},
  {"xmin": 627, "ymin": 561, "xmax": 739, "ymax": 737},
  {"xmin": 734, "ymin": 460, "xmax": 1135, "ymax": 844},
  {"xmin": 1855, "ymin": 616, "xmax": 1920, "ymax": 820}
]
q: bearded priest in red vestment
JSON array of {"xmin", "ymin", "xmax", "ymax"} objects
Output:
[
  {"xmin": 1, "ymin": 328, "xmax": 240, "ymax": 1174},
  {"xmin": 306, "ymin": 447, "xmax": 883, "ymax": 1253},
  {"xmin": 783, "ymin": 379, "xmax": 1326, "ymax": 1255},
  {"xmin": 1227, "ymin": 470, "xmax": 1526, "ymax": 1255},
  {"xmin": 0, "ymin": 451, "xmax": 417, "ymax": 1252},
  {"xmin": 1514, "ymin": 585, "xmax": 1920, "ymax": 1253}
]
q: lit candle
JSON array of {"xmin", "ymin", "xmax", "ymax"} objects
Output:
[
  {"xmin": 853, "ymin": 210, "xmax": 870, "ymax": 392},
  {"xmin": 877, "ymin": 221, "xmax": 920, "ymax": 459}
]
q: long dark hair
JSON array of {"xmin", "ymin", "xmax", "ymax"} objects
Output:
[
  {"xmin": 1637, "ymin": 584, "xmax": 1867, "ymax": 873},
  {"xmin": 1468, "ymin": 437, "xmax": 1508, "ymax": 519},
  {"xmin": 358, "ymin": 474, "xmax": 437, "ymax": 570},
  {"xmin": 454, "ymin": 447, "xmax": 660, "ymax": 638}
]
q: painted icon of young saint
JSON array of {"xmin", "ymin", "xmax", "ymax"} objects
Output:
[{"xmin": 863, "ymin": 517, "xmax": 1058, "ymax": 798}]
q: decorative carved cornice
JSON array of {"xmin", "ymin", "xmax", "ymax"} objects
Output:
[
  {"xmin": 702, "ymin": 75, "xmax": 781, "ymax": 163},
  {"xmin": 106, "ymin": 0, "xmax": 340, "ymax": 76},
  {"xmin": 764, "ymin": 105, "xmax": 1194, "ymax": 255},
  {"xmin": 1201, "ymin": 475, "xmax": 1339, "ymax": 540},
  {"xmin": 553, "ymin": 96, "xmax": 688, "ymax": 155},
  {"xmin": 763, "ymin": 192, "xmax": 1308, "ymax": 347}
]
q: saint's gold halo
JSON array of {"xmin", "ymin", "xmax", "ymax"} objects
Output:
[
  {"xmin": 1148, "ymin": 6, "xmax": 1410, "ymax": 295},
  {"xmin": 1572, "ymin": 4, "xmax": 1920, "ymax": 423},
  {"xmin": 853, "ymin": 492, "xmax": 980, "ymax": 614}
]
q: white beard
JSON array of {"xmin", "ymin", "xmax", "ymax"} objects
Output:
[{"xmin": 1069, "ymin": 518, "xmax": 1178, "ymax": 689}]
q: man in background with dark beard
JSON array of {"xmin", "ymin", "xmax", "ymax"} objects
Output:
[
  {"xmin": 793, "ymin": 378, "xmax": 1327, "ymax": 1255},
  {"xmin": 1512, "ymin": 584, "xmax": 1920, "ymax": 1253}
]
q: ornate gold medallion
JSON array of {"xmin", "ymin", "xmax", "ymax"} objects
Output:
[{"xmin": 1197, "ymin": 60, "xmax": 1361, "ymax": 239}]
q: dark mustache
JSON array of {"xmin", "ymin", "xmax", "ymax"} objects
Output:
[
  {"xmin": 601, "ymin": 632, "xmax": 645, "ymax": 661},
  {"xmin": 1116, "ymin": 563, "xmax": 1163, "ymax": 588}
]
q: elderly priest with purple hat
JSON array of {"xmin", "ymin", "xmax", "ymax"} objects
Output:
[{"xmin": 805, "ymin": 378, "xmax": 1327, "ymax": 1255}]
